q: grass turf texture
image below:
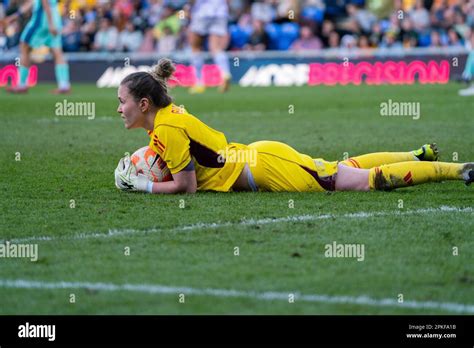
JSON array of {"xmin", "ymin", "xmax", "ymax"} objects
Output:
[{"xmin": 0, "ymin": 83, "xmax": 473, "ymax": 314}]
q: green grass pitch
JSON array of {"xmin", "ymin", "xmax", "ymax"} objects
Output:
[{"xmin": 0, "ymin": 83, "xmax": 473, "ymax": 314}]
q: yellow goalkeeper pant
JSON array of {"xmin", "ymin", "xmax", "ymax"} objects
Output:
[{"xmin": 247, "ymin": 141, "xmax": 338, "ymax": 192}]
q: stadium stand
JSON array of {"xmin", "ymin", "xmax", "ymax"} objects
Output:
[{"xmin": 1, "ymin": 0, "xmax": 473, "ymax": 53}]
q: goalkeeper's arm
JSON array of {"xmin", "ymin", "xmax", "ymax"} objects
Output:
[
  {"xmin": 115, "ymin": 156, "xmax": 197, "ymax": 194},
  {"xmin": 149, "ymin": 170, "xmax": 197, "ymax": 194}
]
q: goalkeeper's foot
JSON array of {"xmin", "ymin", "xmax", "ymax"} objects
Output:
[
  {"xmin": 412, "ymin": 143, "xmax": 439, "ymax": 161},
  {"xmin": 462, "ymin": 163, "xmax": 474, "ymax": 186}
]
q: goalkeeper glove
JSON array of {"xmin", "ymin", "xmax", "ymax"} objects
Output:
[{"xmin": 114, "ymin": 155, "xmax": 153, "ymax": 193}]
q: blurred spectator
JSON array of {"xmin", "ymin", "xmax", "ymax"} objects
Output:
[
  {"xmin": 358, "ymin": 34, "xmax": 371, "ymax": 48},
  {"xmin": 400, "ymin": 17, "xmax": 418, "ymax": 47},
  {"xmin": 0, "ymin": 25, "xmax": 7, "ymax": 51},
  {"xmin": 429, "ymin": 30, "xmax": 444, "ymax": 46},
  {"xmin": 1, "ymin": 0, "xmax": 473, "ymax": 53},
  {"xmin": 164, "ymin": 0, "xmax": 188, "ymax": 10},
  {"xmin": 290, "ymin": 25, "xmax": 323, "ymax": 50},
  {"xmin": 341, "ymin": 34, "xmax": 357, "ymax": 48},
  {"xmin": 380, "ymin": 31, "xmax": 403, "ymax": 48},
  {"xmin": 328, "ymin": 31, "xmax": 340, "ymax": 47},
  {"xmin": 62, "ymin": 20, "xmax": 82, "ymax": 52},
  {"xmin": 156, "ymin": 25, "xmax": 177, "ymax": 52},
  {"xmin": 324, "ymin": 0, "xmax": 349, "ymax": 20},
  {"xmin": 153, "ymin": 5, "xmax": 180, "ymax": 44},
  {"xmin": 139, "ymin": 28, "xmax": 155, "ymax": 52},
  {"xmin": 80, "ymin": 18, "xmax": 97, "ymax": 51},
  {"xmin": 303, "ymin": 0, "xmax": 325, "ymax": 10},
  {"xmin": 113, "ymin": 0, "xmax": 134, "ymax": 31},
  {"xmin": 251, "ymin": 0, "xmax": 276, "ymax": 23},
  {"xmin": 321, "ymin": 19, "xmax": 336, "ymax": 47},
  {"xmin": 454, "ymin": 10, "xmax": 470, "ymax": 38},
  {"xmin": 228, "ymin": 0, "xmax": 246, "ymax": 24},
  {"xmin": 276, "ymin": 0, "xmax": 300, "ymax": 22},
  {"xmin": 346, "ymin": 3, "xmax": 377, "ymax": 34},
  {"xmin": 147, "ymin": 0, "xmax": 165, "ymax": 27},
  {"xmin": 93, "ymin": 16, "xmax": 119, "ymax": 51},
  {"xmin": 369, "ymin": 21, "xmax": 383, "ymax": 47},
  {"xmin": 430, "ymin": 0, "xmax": 448, "ymax": 29},
  {"xmin": 410, "ymin": 0, "xmax": 430, "ymax": 32},
  {"xmin": 114, "ymin": 0, "xmax": 134, "ymax": 20},
  {"xmin": 367, "ymin": 0, "xmax": 393, "ymax": 19},
  {"xmin": 467, "ymin": 2, "xmax": 474, "ymax": 27},
  {"xmin": 447, "ymin": 27, "xmax": 463, "ymax": 46},
  {"xmin": 244, "ymin": 19, "xmax": 269, "ymax": 51},
  {"xmin": 118, "ymin": 22, "xmax": 143, "ymax": 52},
  {"xmin": 5, "ymin": 21, "xmax": 20, "ymax": 50}
]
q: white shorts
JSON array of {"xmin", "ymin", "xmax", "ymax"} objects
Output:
[{"xmin": 190, "ymin": 17, "xmax": 228, "ymax": 36}]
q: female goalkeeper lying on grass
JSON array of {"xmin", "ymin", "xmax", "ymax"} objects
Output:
[{"xmin": 114, "ymin": 59, "xmax": 474, "ymax": 194}]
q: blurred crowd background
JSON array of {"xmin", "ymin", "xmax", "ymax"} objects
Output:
[{"xmin": 0, "ymin": 0, "xmax": 473, "ymax": 53}]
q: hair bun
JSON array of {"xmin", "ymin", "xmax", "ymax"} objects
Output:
[{"xmin": 150, "ymin": 58, "xmax": 175, "ymax": 82}]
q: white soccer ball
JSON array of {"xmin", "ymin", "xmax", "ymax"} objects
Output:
[{"xmin": 131, "ymin": 146, "xmax": 172, "ymax": 182}]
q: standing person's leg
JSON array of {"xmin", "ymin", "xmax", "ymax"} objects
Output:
[
  {"xmin": 8, "ymin": 29, "xmax": 33, "ymax": 92},
  {"xmin": 208, "ymin": 26, "xmax": 231, "ymax": 92},
  {"xmin": 462, "ymin": 50, "xmax": 474, "ymax": 82},
  {"xmin": 17, "ymin": 42, "xmax": 31, "ymax": 89},
  {"xmin": 51, "ymin": 47, "xmax": 71, "ymax": 93},
  {"xmin": 459, "ymin": 31, "xmax": 474, "ymax": 96},
  {"xmin": 188, "ymin": 29, "xmax": 205, "ymax": 93},
  {"xmin": 48, "ymin": 7, "xmax": 70, "ymax": 94}
]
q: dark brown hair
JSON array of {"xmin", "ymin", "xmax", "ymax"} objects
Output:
[{"xmin": 120, "ymin": 58, "xmax": 175, "ymax": 108}]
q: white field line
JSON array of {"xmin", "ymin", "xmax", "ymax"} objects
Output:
[
  {"xmin": 0, "ymin": 279, "xmax": 473, "ymax": 314},
  {"xmin": 3, "ymin": 205, "xmax": 473, "ymax": 244}
]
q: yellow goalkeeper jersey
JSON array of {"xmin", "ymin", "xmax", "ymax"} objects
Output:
[{"xmin": 148, "ymin": 103, "xmax": 247, "ymax": 192}]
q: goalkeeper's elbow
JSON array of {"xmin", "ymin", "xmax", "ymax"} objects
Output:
[{"xmin": 179, "ymin": 181, "xmax": 197, "ymax": 194}]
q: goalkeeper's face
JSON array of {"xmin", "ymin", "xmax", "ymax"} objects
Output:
[{"xmin": 117, "ymin": 85, "xmax": 144, "ymax": 129}]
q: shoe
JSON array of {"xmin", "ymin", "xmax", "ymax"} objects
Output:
[
  {"xmin": 189, "ymin": 85, "xmax": 206, "ymax": 94},
  {"xmin": 6, "ymin": 86, "xmax": 28, "ymax": 93},
  {"xmin": 462, "ymin": 163, "xmax": 474, "ymax": 186},
  {"xmin": 51, "ymin": 88, "xmax": 71, "ymax": 94},
  {"xmin": 412, "ymin": 143, "xmax": 439, "ymax": 161},
  {"xmin": 459, "ymin": 85, "xmax": 474, "ymax": 96},
  {"xmin": 218, "ymin": 74, "xmax": 231, "ymax": 93}
]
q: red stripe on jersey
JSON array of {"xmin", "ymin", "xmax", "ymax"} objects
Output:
[
  {"xmin": 152, "ymin": 135, "xmax": 165, "ymax": 146},
  {"xmin": 157, "ymin": 139, "xmax": 166, "ymax": 150},
  {"xmin": 153, "ymin": 141, "xmax": 165, "ymax": 153},
  {"xmin": 153, "ymin": 135, "xmax": 165, "ymax": 151}
]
